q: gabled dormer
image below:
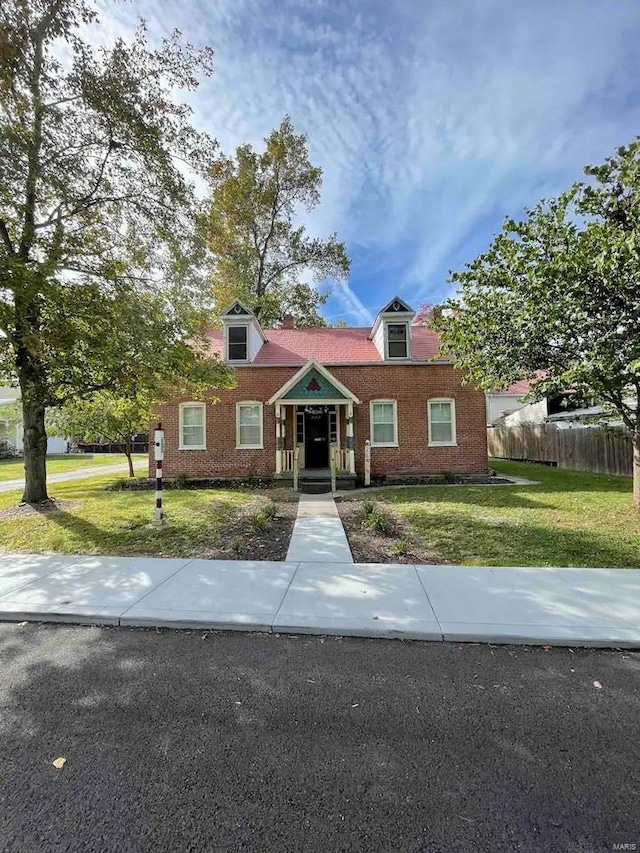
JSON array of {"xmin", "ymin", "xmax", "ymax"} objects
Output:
[
  {"xmin": 368, "ymin": 296, "xmax": 415, "ymax": 361},
  {"xmin": 220, "ymin": 300, "xmax": 266, "ymax": 364}
]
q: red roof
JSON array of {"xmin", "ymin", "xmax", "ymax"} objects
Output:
[
  {"xmin": 206, "ymin": 326, "xmax": 446, "ymax": 365},
  {"xmin": 493, "ymin": 379, "xmax": 531, "ymax": 396}
]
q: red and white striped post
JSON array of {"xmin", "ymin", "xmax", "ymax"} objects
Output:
[{"xmin": 154, "ymin": 422, "xmax": 165, "ymax": 527}]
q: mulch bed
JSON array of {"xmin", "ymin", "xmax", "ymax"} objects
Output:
[
  {"xmin": 337, "ymin": 499, "xmax": 443, "ymax": 565},
  {"xmin": 209, "ymin": 492, "xmax": 299, "ymax": 562},
  {"xmin": 0, "ymin": 498, "xmax": 80, "ymax": 521}
]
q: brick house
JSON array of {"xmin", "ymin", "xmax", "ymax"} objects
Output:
[{"xmin": 152, "ymin": 297, "xmax": 488, "ymax": 488}]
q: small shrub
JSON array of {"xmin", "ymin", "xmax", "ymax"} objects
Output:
[
  {"xmin": 262, "ymin": 500, "xmax": 278, "ymax": 521},
  {"xmin": 391, "ymin": 539, "xmax": 410, "ymax": 557},
  {"xmin": 105, "ymin": 477, "xmax": 128, "ymax": 491},
  {"xmin": 442, "ymin": 472, "xmax": 458, "ymax": 484},
  {"xmin": 362, "ymin": 507, "xmax": 395, "ymax": 536},
  {"xmin": 230, "ymin": 537, "xmax": 244, "ymax": 557},
  {"xmin": 361, "ymin": 499, "xmax": 377, "ymax": 517},
  {"xmin": 172, "ymin": 473, "xmax": 190, "ymax": 490},
  {"xmin": 250, "ymin": 510, "xmax": 268, "ymax": 531}
]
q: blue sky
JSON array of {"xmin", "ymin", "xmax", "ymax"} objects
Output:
[{"xmin": 99, "ymin": 0, "xmax": 640, "ymax": 324}]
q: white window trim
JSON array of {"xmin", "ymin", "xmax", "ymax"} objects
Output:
[
  {"xmin": 370, "ymin": 399, "xmax": 398, "ymax": 447},
  {"xmin": 226, "ymin": 323, "xmax": 250, "ymax": 363},
  {"xmin": 236, "ymin": 401, "xmax": 264, "ymax": 450},
  {"xmin": 428, "ymin": 398, "xmax": 457, "ymax": 447},
  {"xmin": 384, "ymin": 320, "xmax": 411, "ymax": 361},
  {"xmin": 179, "ymin": 402, "xmax": 206, "ymax": 451}
]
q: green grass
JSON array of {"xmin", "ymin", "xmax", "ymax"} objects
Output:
[
  {"xmin": 350, "ymin": 460, "xmax": 640, "ymax": 568},
  {"xmin": 0, "ymin": 473, "xmax": 253, "ymax": 558},
  {"xmin": 0, "ymin": 454, "xmax": 148, "ymax": 482}
]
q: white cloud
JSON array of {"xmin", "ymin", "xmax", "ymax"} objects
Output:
[{"xmin": 95, "ymin": 0, "xmax": 640, "ymax": 315}]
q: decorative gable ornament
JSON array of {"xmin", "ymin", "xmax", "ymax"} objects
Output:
[
  {"xmin": 221, "ymin": 299, "xmax": 252, "ymax": 317},
  {"xmin": 307, "ymin": 377, "xmax": 322, "ymax": 392},
  {"xmin": 380, "ymin": 296, "xmax": 413, "ymax": 314}
]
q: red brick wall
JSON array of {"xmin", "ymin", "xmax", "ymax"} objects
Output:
[{"xmin": 150, "ymin": 365, "xmax": 488, "ymax": 478}]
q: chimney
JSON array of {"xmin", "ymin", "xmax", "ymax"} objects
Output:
[{"xmin": 282, "ymin": 314, "xmax": 295, "ymax": 329}]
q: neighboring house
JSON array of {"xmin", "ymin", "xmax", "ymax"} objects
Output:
[
  {"xmin": 486, "ymin": 380, "xmax": 531, "ymax": 425},
  {"xmin": 499, "ymin": 392, "xmax": 633, "ymax": 429},
  {"xmin": 0, "ymin": 388, "xmax": 69, "ymax": 454},
  {"xmin": 153, "ymin": 297, "xmax": 488, "ymax": 488}
]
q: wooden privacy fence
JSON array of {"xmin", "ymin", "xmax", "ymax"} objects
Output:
[{"xmin": 488, "ymin": 423, "xmax": 633, "ymax": 477}]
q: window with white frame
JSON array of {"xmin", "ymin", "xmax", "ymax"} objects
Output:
[
  {"xmin": 428, "ymin": 399, "xmax": 457, "ymax": 446},
  {"xmin": 370, "ymin": 400, "xmax": 398, "ymax": 446},
  {"xmin": 329, "ymin": 408, "xmax": 338, "ymax": 444},
  {"xmin": 180, "ymin": 403, "xmax": 206, "ymax": 449},
  {"xmin": 386, "ymin": 322, "xmax": 409, "ymax": 359},
  {"xmin": 227, "ymin": 325, "xmax": 248, "ymax": 361},
  {"xmin": 236, "ymin": 402, "xmax": 263, "ymax": 449}
]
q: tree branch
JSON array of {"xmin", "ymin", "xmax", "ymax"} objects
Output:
[{"xmin": 0, "ymin": 221, "xmax": 14, "ymax": 254}]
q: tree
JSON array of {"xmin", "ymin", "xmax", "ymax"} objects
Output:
[
  {"xmin": 0, "ymin": 0, "xmax": 223, "ymax": 504},
  {"xmin": 203, "ymin": 116, "xmax": 350, "ymax": 326},
  {"xmin": 434, "ymin": 139, "xmax": 640, "ymax": 507},
  {"xmin": 48, "ymin": 391, "xmax": 150, "ymax": 477},
  {"xmin": 412, "ymin": 302, "xmax": 434, "ymax": 326}
]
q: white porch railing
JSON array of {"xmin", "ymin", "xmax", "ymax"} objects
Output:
[
  {"xmin": 334, "ymin": 447, "xmax": 349, "ymax": 473},
  {"xmin": 282, "ymin": 449, "xmax": 295, "ymax": 473}
]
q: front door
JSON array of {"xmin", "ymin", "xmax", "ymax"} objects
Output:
[{"xmin": 304, "ymin": 410, "xmax": 329, "ymax": 468}]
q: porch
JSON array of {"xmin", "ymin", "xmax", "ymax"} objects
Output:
[{"xmin": 267, "ymin": 361, "xmax": 360, "ymax": 491}]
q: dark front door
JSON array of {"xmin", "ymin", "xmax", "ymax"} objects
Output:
[{"xmin": 304, "ymin": 410, "xmax": 329, "ymax": 468}]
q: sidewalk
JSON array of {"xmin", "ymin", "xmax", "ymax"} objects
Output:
[
  {"xmin": 0, "ymin": 552, "xmax": 638, "ymax": 647},
  {"xmin": 286, "ymin": 493, "xmax": 353, "ymax": 563},
  {"xmin": 0, "ymin": 459, "xmax": 148, "ymax": 493}
]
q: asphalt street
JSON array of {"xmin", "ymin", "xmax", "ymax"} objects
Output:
[{"xmin": 0, "ymin": 625, "xmax": 638, "ymax": 853}]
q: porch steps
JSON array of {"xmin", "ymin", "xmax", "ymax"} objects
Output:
[
  {"xmin": 278, "ymin": 471, "xmax": 357, "ymax": 493},
  {"xmin": 300, "ymin": 479, "xmax": 332, "ymax": 494}
]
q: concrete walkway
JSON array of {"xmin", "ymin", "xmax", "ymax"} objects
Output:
[
  {"xmin": 0, "ymin": 553, "xmax": 638, "ymax": 647},
  {"xmin": 0, "ymin": 459, "xmax": 148, "ymax": 493},
  {"xmin": 286, "ymin": 493, "xmax": 353, "ymax": 563}
]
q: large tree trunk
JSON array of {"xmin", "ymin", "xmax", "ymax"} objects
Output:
[
  {"xmin": 633, "ymin": 432, "xmax": 640, "ymax": 510},
  {"xmin": 19, "ymin": 372, "xmax": 48, "ymax": 504},
  {"xmin": 16, "ymin": 288, "xmax": 49, "ymax": 504}
]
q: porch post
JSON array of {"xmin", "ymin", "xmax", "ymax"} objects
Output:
[
  {"xmin": 275, "ymin": 403, "xmax": 282, "ymax": 474},
  {"xmin": 346, "ymin": 402, "xmax": 355, "ymax": 474}
]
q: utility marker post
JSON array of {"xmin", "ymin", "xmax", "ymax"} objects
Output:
[
  {"xmin": 364, "ymin": 439, "xmax": 371, "ymax": 487},
  {"xmin": 154, "ymin": 422, "xmax": 165, "ymax": 528}
]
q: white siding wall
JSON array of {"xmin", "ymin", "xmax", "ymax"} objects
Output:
[
  {"xmin": 372, "ymin": 321, "xmax": 385, "ymax": 360},
  {"xmin": 248, "ymin": 320, "xmax": 264, "ymax": 361},
  {"xmin": 502, "ymin": 399, "xmax": 549, "ymax": 424},
  {"xmin": 486, "ymin": 394, "xmax": 529, "ymax": 425}
]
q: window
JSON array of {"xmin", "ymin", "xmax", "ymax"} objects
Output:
[
  {"xmin": 329, "ymin": 408, "xmax": 337, "ymax": 444},
  {"xmin": 227, "ymin": 325, "xmax": 248, "ymax": 361},
  {"xmin": 428, "ymin": 399, "xmax": 457, "ymax": 446},
  {"xmin": 180, "ymin": 403, "xmax": 206, "ymax": 450},
  {"xmin": 236, "ymin": 402, "xmax": 263, "ymax": 449},
  {"xmin": 296, "ymin": 410, "xmax": 305, "ymax": 445},
  {"xmin": 386, "ymin": 323, "xmax": 408, "ymax": 359},
  {"xmin": 370, "ymin": 400, "xmax": 398, "ymax": 447}
]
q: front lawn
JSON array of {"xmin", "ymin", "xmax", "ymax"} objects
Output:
[
  {"xmin": 338, "ymin": 460, "xmax": 640, "ymax": 568},
  {"xmin": 0, "ymin": 474, "xmax": 297, "ymax": 560},
  {"xmin": 0, "ymin": 453, "xmax": 148, "ymax": 482}
]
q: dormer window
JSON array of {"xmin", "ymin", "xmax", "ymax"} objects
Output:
[
  {"xmin": 387, "ymin": 323, "xmax": 409, "ymax": 359},
  {"xmin": 227, "ymin": 325, "xmax": 248, "ymax": 361},
  {"xmin": 369, "ymin": 296, "xmax": 415, "ymax": 361}
]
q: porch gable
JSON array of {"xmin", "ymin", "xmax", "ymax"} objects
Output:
[{"xmin": 267, "ymin": 360, "xmax": 360, "ymax": 405}]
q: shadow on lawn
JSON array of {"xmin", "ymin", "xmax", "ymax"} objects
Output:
[
  {"xmin": 37, "ymin": 497, "xmax": 242, "ymax": 557},
  {"xmin": 387, "ymin": 488, "xmax": 557, "ymax": 510},
  {"xmin": 410, "ymin": 512, "xmax": 640, "ymax": 568}
]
